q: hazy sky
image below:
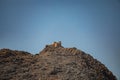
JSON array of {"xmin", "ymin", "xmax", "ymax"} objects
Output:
[{"xmin": 0, "ymin": 0, "xmax": 120, "ymax": 79}]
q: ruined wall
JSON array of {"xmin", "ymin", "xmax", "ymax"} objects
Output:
[{"xmin": 52, "ymin": 41, "xmax": 61, "ymax": 47}]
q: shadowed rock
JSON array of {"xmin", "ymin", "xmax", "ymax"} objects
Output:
[{"xmin": 0, "ymin": 42, "xmax": 117, "ymax": 80}]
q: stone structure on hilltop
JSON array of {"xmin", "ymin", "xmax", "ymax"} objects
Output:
[
  {"xmin": 46, "ymin": 41, "xmax": 62, "ymax": 48},
  {"xmin": 52, "ymin": 41, "xmax": 61, "ymax": 47}
]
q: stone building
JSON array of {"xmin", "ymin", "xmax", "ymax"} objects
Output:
[{"xmin": 52, "ymin": 41, "xmax": 61, "ymax": 47}]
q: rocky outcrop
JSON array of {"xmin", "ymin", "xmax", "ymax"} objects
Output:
[{"xmin": 0, "ymin": 44, "xmax": 117, "ymax": 80}]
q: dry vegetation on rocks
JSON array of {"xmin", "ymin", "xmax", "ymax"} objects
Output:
[{"xmin": 0, "ymin": 42, "xmax": 117, "ymax": 80}]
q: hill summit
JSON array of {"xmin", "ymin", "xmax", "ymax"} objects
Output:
[{"xmin": 0, "ymin": 41, "xmax": 117, "ymax": 80}]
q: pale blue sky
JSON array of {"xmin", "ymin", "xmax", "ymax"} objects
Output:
[{"xmin": 0, "ymin": 0, "xmax": 120, "ymax": 79}]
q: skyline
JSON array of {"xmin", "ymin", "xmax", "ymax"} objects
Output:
[{"xmin": 0, "ymin": 0, "xmax": 120, "ymax": 79}]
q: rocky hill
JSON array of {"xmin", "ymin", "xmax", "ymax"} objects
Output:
[{"xmin": 0, "ymin": 42, "xmax": 117, "ymax": 80}]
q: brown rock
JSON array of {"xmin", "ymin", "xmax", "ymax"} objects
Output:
[{"xmin": 0, "ymin": 42, "xmax": 117, "ymax": 80}]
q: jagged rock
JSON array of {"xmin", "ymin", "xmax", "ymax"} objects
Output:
[{"xmin": 0, "ymin": 42, "xmax": 117, "ymax": 80}]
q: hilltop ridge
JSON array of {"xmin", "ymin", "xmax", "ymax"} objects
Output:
[{"xmin": 0, "ymin": 42, "xmax": 117, "ymax": 80}]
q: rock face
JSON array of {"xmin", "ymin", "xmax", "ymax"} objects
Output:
[{"xmin": 0, "ymin": 44, "xmax": 117, "ymax": 80}]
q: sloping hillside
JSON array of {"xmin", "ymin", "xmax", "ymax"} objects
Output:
[{"xmin": 0, "ymin": 42, "xmax": 117, "ymax": 80}]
